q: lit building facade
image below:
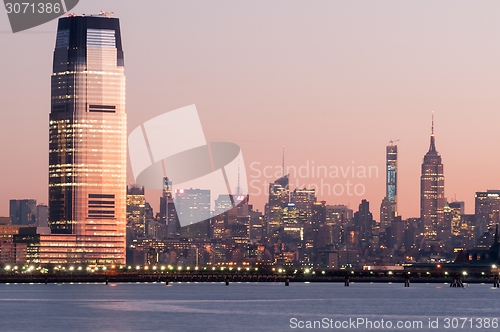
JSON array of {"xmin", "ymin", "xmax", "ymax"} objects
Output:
[
  {"xmin": 353, "ymin": 199, "xmax": 374, "ymax": 249},
  {"xmin": 174, "ymin": 189, "xmax": 211, "ymax": 225},
  {"xmin": 36, "ymin": 204, "xmax": 49, "ymax": 227},
  {"xmin": 266, "ymin": 175, "xmax": 289, "ymax": 234},
  {"xmin": 386, "ymin": 142, "xmax": 398, "ymax": 217},
  {"xmin": 48, "ymin": 15, "xmax": 126, "ymax": 264},
  {"xmin": 380, "ymin": 197, "xmax": 392, "ymax": 230},
  {"xmin": 127, "ymin": 186, "xmax": 146, "ymax": 238},
  {"xmin": 420, "ymin": 118, "xmax": 445, "ymax": 239},
  {"xmin": 160, "ymin": 177, "xmax": 180, "ymax": 238},
  {"xmin": 475, "ymin": 190, "xmax": 500, "ymax": 235},
  {"xmin": 290, "ymin": 188, "xmax": 316, "ymax": 223}
]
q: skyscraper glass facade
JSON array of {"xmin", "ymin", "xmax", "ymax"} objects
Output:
[
  {"xmin": 386, "ymin": 143, "xmax": 397, "ymax": 217},
  {"xmin": 48, "ymin": 16, "xmax": 126, "ymax": 264}
]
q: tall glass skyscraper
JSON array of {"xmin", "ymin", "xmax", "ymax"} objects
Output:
[
  {"xmin": 380, "ymin": 142, "xmax": 397, "ymax": 231},
  {"xmin": 386, "ymin": 142, "xmax": 397, "ymax": 217},
  {"xmin": 48, "ymin": 15, "xmax": 126, "ymax": 264},
  {"xmin": 420, "ymin": 117, "xmax": 445, "ymax": 240}
]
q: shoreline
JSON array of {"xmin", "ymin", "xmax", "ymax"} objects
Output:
[{"xmin": 1, "ymin": 274, "xmax": 498, "ymax": 285}]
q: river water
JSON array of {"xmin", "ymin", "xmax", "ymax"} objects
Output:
[{"xmin": 0, "ymin": 282, "xmax": 498, "ymax": 331}]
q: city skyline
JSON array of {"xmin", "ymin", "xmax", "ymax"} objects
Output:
[
  {"xmin": 2, "ymin": 4, "xmax": 500, "ymax": 331},
  {"xmin": 2, "ymin": 1, "xmax": 500, "ymax": 218}
]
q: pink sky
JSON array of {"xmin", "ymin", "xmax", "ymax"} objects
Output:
[{"xmin": 1, "ymin": 1, "xmax": 500, "ymax": 218}]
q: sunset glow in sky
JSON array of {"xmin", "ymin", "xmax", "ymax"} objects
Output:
[{"xmin": 1, "ymin": 1, "xmax": 500, "ymax": 218}]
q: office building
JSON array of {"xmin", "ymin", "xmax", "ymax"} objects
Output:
[
  {"xmin": 266, "ymin": 175, "xmax": 289, "ymax": 234},
  {"xmin": 36, "ymin": 204, "xmax": 48, "ymax": 227},
  {"xmin": 353, "ymin": 199, "xmax": 374, "ymax": 249},
  {"xmin": 175, "ymin": 189, "xmax": 211, "ymax": 225},
  {"xmin": 160, "ymin": 177, "xmax": 180, "ymax": 238},
  {"xmin": 386, "ymin": 141, "xmax": 398, "ymax": 217},
  {"xmin": 127, "ymin": 186, "xmax": 146, "ymax": 238},
  {"xmin": 420, "ymin": 116, "xmax": 445, "ymax": 239},
  {"xmin": 9, "ymin": 199, "xmax": 36, "ymax": 225},
  {"xmin": 290, "ymin": 188, "xmax": 316, "ymax": 223},
  {"xmin": 47, "ymin": 14, "xmax": 127, "ymax": 264},
  {"xmin": 475, "ymin": 190, "xmax": 500, "ymax": 235}
]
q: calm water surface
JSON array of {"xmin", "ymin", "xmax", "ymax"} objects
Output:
[{"xmin": 0, "ymin": 282, "xmax": 498, "ymax": 331}]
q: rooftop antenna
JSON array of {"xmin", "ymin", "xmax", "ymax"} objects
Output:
[
  {"xmin": 282, "ymin": 145, "xmax": 285, "ymax": 177},
  {"xmin": 431, "ymin": 111, "xmax": 434, "ymax": 136},
  {"xmin": 389, "ymin": 139, "xmax": 400, "ymax": 145},
  {"xmin": 236, "ymin": 157, "xmax": 241, "ymax": 195}
]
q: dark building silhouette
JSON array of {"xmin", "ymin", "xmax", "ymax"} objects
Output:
[
  {"xmin": 455, "ymin": 225, "xmax": 500, "ymax": 265},
  {"xmin": 353, "ymin": 199, "xmax": 374, "ymax": 249},
  {"xmin": 126, "ymin": 186, "xmax": 146, "ymax": 238},
  {"xmin": 266, "ymin": 174, "xmax": 289, "ymax": 235},
  {"xmin": 160, "ymin": 177, "xmax": 180, "ymax": 238},
  {"xmin": 380, "ymin": 197, "xmax": 392, "ymax": 231},
  {"xmin": 9, "ymin": 199, "xmax": 36, "ymax": 225}
]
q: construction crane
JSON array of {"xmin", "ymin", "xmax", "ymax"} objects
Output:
[
  {"xmin": 99, "ymin": 11, "xmax": 114, "ymax": 17},
  {"xmin": 388, "ymin": 139, "xmax": 400, "ymax": 146}
]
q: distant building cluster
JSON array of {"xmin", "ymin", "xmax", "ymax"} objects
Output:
[
  {"xmin": 114, "ymin": 118, "xmax": 499, "ymax": 269},
  {"xmin": 1, "ymin": 15, "xmax": 499, "ymax": 269}
]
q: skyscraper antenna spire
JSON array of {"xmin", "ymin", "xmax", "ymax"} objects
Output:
[
  {"xmin": 282, "ymin": 145, "xmax": 285, "ymax": 177},
  {"xmin": 237, "ymin": 157, "xmax": 241, "ymax": 195},
  {"xmin": 431, "ymin": 111, "xmax": 434, "ymax": 136}
]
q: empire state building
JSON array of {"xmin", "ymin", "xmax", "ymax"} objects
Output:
[{"xmin": 420, "ymin": 116, "xmax": 445, "ymax": 240}]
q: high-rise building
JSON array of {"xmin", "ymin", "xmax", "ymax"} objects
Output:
[
  {"xmin": 282, "ymin": 202, "xmax": 303, "ymax": 239},
  {"xmin": 266, "ymin": 175, "xmax": 289, "ymax": 234},
  {"xmin": 353, "ymin": 199, "xmax": 374, "ymax": 249},
  {"xmin": 324, "ymin": 205, "xmax": 352, "ymax": 246},
  {"xmin": 420, "ymin": 116, "xmax": 445, "ymax": 239},
  {"xmin": 36, "ymin": 204, "xmax": 49, "ymax": 228},
  {"xmin": 290, "ymin": 188, "xmax": 316, "ymax": 223},
  {"xmin": 475, "ymin": 191, "xmax": 500, "ymax": 235},
  {"xmin": 386, "ymin": 141, "xmax": 398, "ymax": 217},
  {"xmin": 379, "ymin": 197, "xmax": 392, "ymax": 230},
  {"xmin": 9, "ymin": 199, "xmax": 36, "ymax": 225},
  {"xmin": 175, "ymin": 189, "xmax": 211, "ymax": 225},
  {"xmin": 215, "ymin": 194, "xmax": 234, "ymax": 216},
  {"xmin": 282, "ymin": 202, "xmax": 300, "ymax": 224},
  {"xmin": 126, "ymin": 186, "xmax": 146, "ymax": 238},
  {"xmin": 307, "ymin": 201, "xmax": 327, "ymax": 249},
  {"xmin": 47, "ymin": 15, "xmax": 126, "ymax": 264},
  {"xmin": 160, "ymin": 177, "xmax": 180, "ymax": 238},
  {"xmin": 325, "ymin": 205, "xmax": 353, "ymax": 224}
]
